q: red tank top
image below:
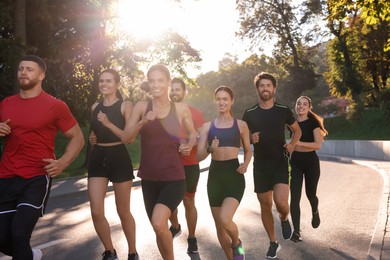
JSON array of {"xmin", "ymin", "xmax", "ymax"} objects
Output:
[{"xmin": 138, "ymin": 101, "xmax": 184, "ymax": 181}]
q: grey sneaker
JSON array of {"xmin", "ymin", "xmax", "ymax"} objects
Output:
[
  {"xmin": 266, "ymin": 241, "xmax": 281, "ymax": 259},
  {"xmin": 169, "ymin": 224, "xmax": 182, "ymax": 238},
  {"xmin": 187, "ymin": 237, "xmax": 198, "ymax": 254},
  {"xmin": 102, "ymin": 249, "xmax": 118, "ymax": 260}
]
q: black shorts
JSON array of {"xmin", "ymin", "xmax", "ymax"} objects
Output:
[
  {"xmin": 253, "ymin": 159, "xmax": 290, "ymax": 193},
  {"xmin": 0, "ymin": 175, "xmax": 51, "ymax": 216},
  {"xmin": 141, "ymin": 179, "xmax": 185, "ymax": 220},
  {"xmin": 88, "ymin": 144, "xmax": 134, "ymax": 183},
  {"xmin": 184, "ymin": 164, "xmax": 200, "ymax": 194},
  {"xmin": 207, "ymin": 159, "xmax": 245, "ymax": 207}
]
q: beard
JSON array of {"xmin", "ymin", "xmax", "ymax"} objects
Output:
[
  {"xmin": 170, "ymin": 94, "xmax": 183, "ymax": 102},
  {"xmin": 19, "ymin": 78, "xmax": 39, "ymax": 90},
  {"xmin": 259, "ymin": 90, "xmax": 274, "ymax": 101}
]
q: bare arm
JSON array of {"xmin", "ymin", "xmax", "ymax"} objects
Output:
[
  {"xmin": 121, "ymin": 101, "xmax": 151, "ymax": 143},
  {"xmin": 296, "ymin": 127, "xmax": 323, "ymax": 150},
  {"xmin": 236, "ymin": 120, "xmax": 252, "ymax": 174},
  {"xmin": 97, "ymin": 101, "xmax": 133, "ymax": 141},
  {"xmin": 196, "ymin": 122, "xmax": 211, "ymax": 162},
  {"xmin": 177, "ymin": 103, "xmax": 197, "ymax": 156},
  {"xmin": 43, "ymin": 124, "xmax": 85, "ymax": 177},
  {"xmin": 285, "ymin": 121, "xmax": 302, "ymax": 154}
]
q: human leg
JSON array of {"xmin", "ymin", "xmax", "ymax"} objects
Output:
[
  {"xmin": 290, "ymin": 165, "xmax": 304, "ymax": 233},
  {"xmin": 147, "ymin": 180, "xmax": 185, "ymax": 259},
  {"xmin": 211, "ymin": 206, "xmax": 234, "ymax": 260},
  {"xmin": 152, "ymin": 204, "xmax": 174, "ymax": 260},
  {"xmin": 113, "ymin": 180, "xmax": 137, "ymax": 255},
  {"xmin": 0, "ymin": 177, "xmax": 14, "ymax": 256},
  {"xmin": 257, "ymin": 191, "xmax": 277, "ymax": 242},
  {"xmin": 11, "ymin": 205, "xmax": 41, "ymax": 260},
  {"xmin": 274, "ymin": 183, "xmax": 292, "ymax": 239},
  {"xmin": 88, "ymin": 177, "xmax": 114, "ymax": 253},
  {"xmin": 304, "ymin": 155, "xmax": 320, "ymax": 209},
  {"xmin": 183, "ymin": 164, "xmax": 200, "ymax": 238},
  {"xmin": 183, "ymin": 195, "xmax": 197, "ymax": 237},
  {"xmin": 1, "ymin": 176, "xmax": 50, "ymax": 259},
  {"xmin": 0, "ymin": 212, "xmax": 14, "ymax": 256},
  {"xmin": 304, "ymin": 155, "xmax": 321, "ymax": 228}
]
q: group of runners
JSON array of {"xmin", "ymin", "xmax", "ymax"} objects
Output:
[{"xmin": 0, "ymin": 55, "xmax": 327, "ymax": 260}]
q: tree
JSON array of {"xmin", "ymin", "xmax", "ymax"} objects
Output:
[
  {"xmin": 323, "ymin": 0, "xmax": 390, "ymax": 119},
  {"xmin": 236, "ymin": 0, "xmax": 319, "ymax": 100},
  {"xmin": 0, "ymin": 0, "xmax": 201, "ymax": 125},
  {"xmin": 192, "ymin": 54, "xmax": 283, "ymax": 120}
]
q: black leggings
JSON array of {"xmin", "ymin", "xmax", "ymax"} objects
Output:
[
  {"xmin": 0, "ymin": 175, "xmax": 51, "ymax": 259},
  {"xmin": 0, "ymin": 206, "xmax": 41, "ymax": 259},
  {"xmin": 290, "ymin": 151, "xmax": 320, "ymax": 232}
]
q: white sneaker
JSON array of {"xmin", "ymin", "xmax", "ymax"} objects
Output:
[{"xmin": 32, "ymin": 248, "xmax": 42, "ymax": 260}]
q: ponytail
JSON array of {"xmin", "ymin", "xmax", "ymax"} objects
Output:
[{"xmin": 116, "ymin": 89, "xmax": 123, "ymax": 101}]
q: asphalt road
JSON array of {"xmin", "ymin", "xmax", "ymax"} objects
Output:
[{"xmin": 0, "ymin": 158, "xmax": 383, "ymax": 259}]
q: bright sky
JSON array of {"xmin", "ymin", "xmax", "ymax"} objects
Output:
[{"xmin": 115, "ymin": 0, "xmax": 266, "ymax": 77}]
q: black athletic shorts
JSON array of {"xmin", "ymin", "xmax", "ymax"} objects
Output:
[
  {"xmin": 253, "ymin": 158, "xmax": 290, "ymax": 193},
  {"xmin": 207, "ymin": 159, "xmax": 245, "ymax": 207},
  {"xmin": 88, "ymin": 144, "xmax": 134, "ymax": 183},
  {"xmin": 0, "ymin": 175, "xmax": 51, "ymax": 216},
  {"xmin": 184, "ymin": 164, "xmax": 200, "ymax": 194},
  {"xmin": 141, "ymin": 179, "xmax": 185, "ymax": 220}
]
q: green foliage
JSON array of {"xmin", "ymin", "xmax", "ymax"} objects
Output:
[
  {"xmin": 236, "ymin": 0, "xmax": 319, "ymax": 102},
  {"xmin": 192, "ymin": 54, "xmax": 280, "ymax": 120},
  {"xmin": 324, "ymin": 0, "xmax": 390, "ymax": 111},
  {"xmin": 1, "ymin": 0, "xmax": 201, "ymax": 126},
  {"xmin": 325, "ymin": 108, "xmax": 390, "ymax": 140}
]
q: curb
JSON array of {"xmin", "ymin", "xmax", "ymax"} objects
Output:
[{"xmin": 319, "ymin": 154, "xmax": 388, "ymax": 260}]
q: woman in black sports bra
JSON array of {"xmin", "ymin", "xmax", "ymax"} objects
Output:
[
  {"xmin": 197, "ymin": 86, "xmax": 252, "ymax": 260},
  {"xmin": 88, "ymin": 69, "xmax": 138, "ymax": 259}
]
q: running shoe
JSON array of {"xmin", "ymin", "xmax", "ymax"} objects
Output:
[
  {"xmin": 187, "ymin": 237, "xmax": 198, "ymax": 254},
  {"xmin": 128, "ymin": 252, "xmax": 139, "ymax": 260},
  {"xmin": 290, "ymin": 231, "xmax": 303, "ymax": 242},
  {"xmin": 231, "ymin": 239, "xmax": 245, "ymax": 260},
  {"xmin": 312, "ymin": 210, "xmax": 321, "ymax": 228},
  {"xmin": 32, "ymin": 248, "xmax": 42, "ymax": 260},
  {"xmin": 281, "ymin": 219, "xmax": 292, "ymax": 239},
  {"xmin": 266, "ymin": 241, "xmax": 281, "ymax": 259},
  {"xmin": 169, "ymin": 224, "xmax": 182, "ymax": 238},
  {"xmin": 102, "ymin": 249, "xmax": 118, "ymax": 260}
]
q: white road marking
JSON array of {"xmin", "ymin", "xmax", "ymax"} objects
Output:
[{"xmin": 0, "ymin": 239, "xmax": 70, "ymax": 259}]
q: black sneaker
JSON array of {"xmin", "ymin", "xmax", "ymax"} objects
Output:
[
  {"xmin": 187, "ymin": 237, "xmax": 198, "ymax": 254},
  {"xmin": 169, "ymin": 224, "xmax": 182, "ymax": 238},
  {"xmin": 281, "ymin": 219, "xmax": 292, "ymax": 239},
  {"xmin": 290, "ymin": 231, "xmax": 303, "ymax": 242},
  {"xmin": 266, "ymin": 241, "xmax": 281, "ymax": 259},
  {"xmin": 231, "ymin": 239, "xmax": 245, "ymax": 260},
  {"xmin": 312, "ymin": 210, "xmax": 320, "ymax": 228},
  {"xmin": 102, "ymin": 250, "xmax": 118, "ymax": 260},
  {"xmin": 128, "ymin": 252, "xmax": 139, "ymax": 260}
]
